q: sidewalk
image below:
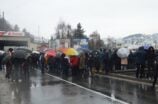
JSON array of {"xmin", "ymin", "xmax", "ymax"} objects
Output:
[{"xmin": 0, "ymin": 70, "xmax": 13, "ymax": 104}]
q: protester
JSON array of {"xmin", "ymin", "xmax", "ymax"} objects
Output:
[
  {"xmin": 128, "ymin": 50, "xmax": 135, "ymax": 69},
  {"xmin": 94, "ymin": 51, "xmax": 100, "ymax": 73},
  {"xmin": 135, "ymin": 47, "xmax": 146, "ymax": 78},
  {"xmin": 146, "ymin": 46, "xmax": 155, "ymax": 78},
  {"xmin": 79, "ymin": 53, "xmax": 86, "ymax": 77},
  {"xmin": 112, "ymin": 50, "xmax": 121, "ymax": 70},
  {"xmin": 87, "ymin": 52, "xmax": 94, "ymax": 76},
  {"xmin": 153, "ymin": 55, "xmax": 158, "ymax": 87},
  {"xmin": 103, "ymin": 49, "xmax": 110, "ymax": 74},
  {"xmin": 61, "ymin": 53, "xmax": 70, "ymax": 76},
  {"xmin": 121, "ymin": 58, "xmax": 128, "ymax": 70},
  {"xmin": 70, "ymin": 55, "xmax": 79, "ymax": 76},
  {"xmin": 4, "ymin": 48, "xmax": 13, "ymax": 79},
  {"xmin": 39, "ymin": 52, "xmax": 45, "ymax": 74}
]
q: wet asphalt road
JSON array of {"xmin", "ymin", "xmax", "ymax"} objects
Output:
[
  {"xmin": 1, "ymin": 69, "xmax": 158, "ymax": 104},
  {"xmin": 60, "ymin": 74, "xmax": 158, "ymax": 104},
  {"xmin": 0, "ymin": 70, "xmax": 126, "ymax": 104}
]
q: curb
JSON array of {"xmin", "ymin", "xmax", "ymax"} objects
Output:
[{"xmin": 96, "ymin": 72, "xmax": 158, "ymax": 87}]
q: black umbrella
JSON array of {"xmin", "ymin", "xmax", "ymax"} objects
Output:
[
  {"xmin": 15, "ymin": 48, "xmax": 32, "ymax": 53},
  {"xmin": 13, "ymin": 50, "xmax": 28, "ymax": 59}
]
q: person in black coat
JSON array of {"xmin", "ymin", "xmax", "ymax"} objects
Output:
[
  {"xmin": 146, "ymin": 46, "xmax": 155, "ymax": 78},
  {"xmin": 153, "ymin": 55, "xmax": 158, "ymax": 87},
  {"xmin": 111, "ymin": 50, "xmax": 121, "ymax": 71},
  {"xmin": 135, "ymin": 47, "xmax": 146, "ymax": 78},
  {"xmin": 128, "ymin": 50, "xmax": 135, "ymax": 69},
  {"xmin": 60, "ymin": 53, "xmax": 70, "ymax": 76},
  {"xmin": 39, "ymin": 53, "xmax": 45, "ymax": 74},
  {"xmin": 103, "ymin": 49, "xmax": 110, "ymax": 74},
  {"xmin": 93, "ymin": 51, "xmax": 100, "ymax": 73}
]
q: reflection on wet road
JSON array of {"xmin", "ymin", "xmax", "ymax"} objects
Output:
[
  {"xmin": 7, "ymin": 70, "xmax": 127, "ymax": 104},
  {"xmin": 52, "ymin": 73, "xmax": 158, "ymax": 104}
]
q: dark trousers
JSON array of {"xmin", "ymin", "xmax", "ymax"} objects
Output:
[
  {"xmin": 71, "ymin": 66, "xmax": 78, "ymax": 76},
  {"xmin": 136, "ymin": 64, "xmax": 145, "ymax": 78},
  {"xmin": 147, "ymin": 62, "xmax": 154, "ymax": 78},
  {"xmin": 6, "ymin": 64, "xmax": 12, "ymax": 79},
  {"xmin": 153, "ymin": 64, "xmax": 158, "ymax": 87},
  {"xmin": 41, "ymin": 64, "xmax": 45, "ymax": 74},
  {"xmin": 104, "ymin": 63, "xmax": 109, "ymax": 74}
]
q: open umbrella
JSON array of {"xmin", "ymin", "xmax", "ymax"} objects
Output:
[
  {"xmin": 143, "ymin": 45, "xmax": 151, "ymax": 50},
  {"xmin": 76, "ymin": 47, "xmax": 90, "ymax": 53},
  {"xmin": 13, "ymin": 50, "xmax": 28, "ymax": 59},
  {"xmin": 15, "ymin": 47, "xmax": 32, "ymax": 53},
  {"xmin": 57, "ymin": 48, "xmax": 68, "ymax": 53},
  {"xmin": 45, "ymin": 50, "xmax": 56, "ymax": 57},
  {"xmin": 32, "ymin": 50, "xmax": 40, "ymax": 54},
  {"xmin": 117, "ymin": 48, "xmax": 130, "ymax": 58},
  {"xmin": 65, "ymin": 48, "xmax": 79, "ymax": 56}
]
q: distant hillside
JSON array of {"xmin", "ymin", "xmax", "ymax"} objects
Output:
[{"xmin": 122, "ymin": 33, "xmax": 158, "ymax": 45}]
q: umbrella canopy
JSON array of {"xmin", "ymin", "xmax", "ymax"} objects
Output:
[
  {"xmin": 76, "ymin": 47, "xmax": 90, "ymax": 53},
  {"xmin": 13, "ymin": 50, "xmax": 28, "ymax": 59},
  {"xmin": 57, "ymin": 48, "xmax": 68, "ymax": 53},
  {"xmin": 117, "ymin": 48, "xmax": 130, "ymax": 58},
  {"xmin": 0, "ymin": 50, "xmax": 5, "ymax": 55},
  {"xmin": 32, "ymin": 50, "xmax": 40, "ymax": 54},
  {"xmin": 15, "ymin": 48, "xmax": 32, "ymax": 53},
  {"xmin": 143, "ymin": 45, "xmax": 151, "ymax": 50},
  {"xmin": 65, "ymin": 48, "xmax": 79, "ymax": 56},
  {"xmin": 45, "ymin": 50, "xmax": 56, "ymax": 57}
]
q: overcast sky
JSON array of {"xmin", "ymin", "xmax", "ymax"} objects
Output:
[{"xmin": 1, "ymin": 0, "xmax": 158, "ymax": 39}]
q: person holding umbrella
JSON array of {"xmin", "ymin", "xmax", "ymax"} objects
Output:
[
  {"xmin": 12, "ymin": 49, "xmax": 27, "ymax": 81},
  {"xmin": 117, "ymin": 48, "xmax": 129, "ymax": 70},
  {"xmin": 135, "ymin": 47, "xmax": 146, "ymax": 78},
  {"xmin": 4, "ymin": 48, "xmax": 13, "ymax": 79},
  {"xmin": 39, "ymin": 52, "xmax": 45, "ymax": 74},
  {"xmin": 60, "ymin": 53, "xmax": 70, "ymax": 77},
  {"xmin": 146, "ymin": 46, "xmax": 155, "ymax": 78}
]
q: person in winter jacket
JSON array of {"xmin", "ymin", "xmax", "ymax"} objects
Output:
[
  {"xmin": 135, "ymin": 47, "xmax": 146, "ymax": 78},
  {"xmin": 5, "ymin": 48, "xmax": 13, "ymax": 79},
  {"xmin": 93, "ymin": 51, "xmax": 100, "ymax": 73},
  {"xmin": 61, "ymin": 53, "xmax": 70, "ymax": 76},
  {"xmin": 70, "ymin": 55, "xmax": 79, "ymax": 76},
  {"xmin": 39, "ymin": 53, "xmax": 45, "ymax": 74},
  {"xmin": 79, "ymin": 53, "xmax": 86, "ymax": 77},
  {"xmin": 103, "ymin": 49, "xmax": 110, "ymax": 74},
  {"xmin": 153, "ymin": 55, "xmax": 158, "ymax": 87},
  {"xmin": 146, "ymin": 46, "xmax": 155, "ymax": 78}
]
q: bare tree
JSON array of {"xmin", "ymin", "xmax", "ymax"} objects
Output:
[{"xmin": 55, "ymin": 21, "xmax": 73, "ymax": 39}]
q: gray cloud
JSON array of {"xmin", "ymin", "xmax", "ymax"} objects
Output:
[{"xmin": 1, "ymin": 0, "xmax": 158, "ymax": 38}]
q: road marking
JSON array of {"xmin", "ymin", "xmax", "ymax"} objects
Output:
[{"xmin": 46, "ymin": 73, "xmax": 129, "ymax": 104}]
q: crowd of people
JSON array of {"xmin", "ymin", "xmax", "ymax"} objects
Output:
[{"xmin": 0, "ymin": 47, "xmax": 158, "ymax": 87}]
